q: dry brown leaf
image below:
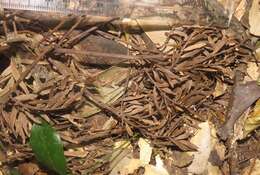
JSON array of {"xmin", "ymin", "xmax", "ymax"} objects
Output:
[
  {"xmin": 212, "ymin": 39, "xmax": 226, "ymax": 54},
  {"xmin": 18, "ymin": 163, "xmax": 39, "ymax": 175},
  {"xmin": 169, "ymin": 151, "xmax": 193, "ymax": 168},
  {"xmin": 181, "ymin": 49, "xmax": 201, "ymax": 59},
  {"xmin": 125, "ymin": 123, "xmax": 134, "ymax": 136},
  {"xmin": 102, "ymin": 117, "xmax": 118, "ymax": 130},
  {"xmin": 24, "ymin": 111, "xmax": 41, "ymax": 124},
  {"xmin": 10, "ymin": 58, "xmax": 29, "ymax": 94},
  {"xmin": 49, "ymin": 59, "xmax": 72, "ymax": 77},
  {"xmin": 0, "ymin": 76, "xmax": 14, "ymax": 102},
  {"xmin": 14, "ymin": 94, "xmax": 38, "ymax": 101},
  {"xmin": 10, "ymin": 59, "xmax": 21, "ymax": 81},
  {"xmin": 65, "ymin": 149, "xmax": 87, "ymax": 158},
  {"xmin": 93, "ymin": 66, "xmax": 130, "ymax": 87},
  {"xmin": 213, "ymin": 81, "xmax": 227, "ymax": 98},
  {"xmin": 15, "ymin": 112, "xmax": 31, "ymax": 143},
  {"xmin": 234, "ymin": 0, "xmax": 247, "ymax": 20},
  {"xmin": 183, "ymin": 42, "xmax": 207, "ymax": 52}
]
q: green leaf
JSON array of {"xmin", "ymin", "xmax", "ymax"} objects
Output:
[{"xmin": 29, "ymin": 123, "xmax": 67, "ymax": 175}]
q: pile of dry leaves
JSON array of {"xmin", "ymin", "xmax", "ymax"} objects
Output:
[{"xmin": 0, "ymin": 0, "xmax": 260, "ymax": 175}]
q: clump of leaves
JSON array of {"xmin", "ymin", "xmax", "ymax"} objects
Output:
[{"xmin": 29, "ymin": 123, "xmax": 67, "ymax": 175}]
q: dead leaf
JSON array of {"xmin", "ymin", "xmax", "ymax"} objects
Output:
[
  {"xmin": 80, "ymin": 86, "xmax": 125, "ymax": 117},
  {"xmin": 242, "ymin": 159, "xmax": 260, "ymax": 175},
  {"xmin": 15, "ymin": 112, "xmax": 31, "ymax": 143},
  {"xmin": 188, "ymin": 121, "xmax": 213, "ymax": 174},
  {"xmin": 246, "ymin": 62, "xmax": 259, "ymax": 81},
  {"xmin": 243, "ymin": 99, "xmax": 260, "ymax": 137},
  {"xmin": 65, "ymin": 149, "xmax": 87, "ymax": 158},
  {"xmin": 234, "ymin": 0, "xmax": 247, "ymax": 20},
  {"xmin": 110, "ymin": 140, "xmax": 133, "ymax": 175},
  {"xmin": 144, "ymin": 155, "xmax": 169, "ymax": 175},
  {"xmin": 169, "ymin": 151, "xmax": 193, "ymax": 168},
  {"xmin": 183, "ymin": 42, "xmax": 207, "ymax": 52},
  {"xmin": 102, "ymin": 117, "xmax": 118, "ymax": 130},
  {"xmin": 213, "ymin": 81, "xmax": 227, "ymax": 98},
  {"xmin": 207, "ymin": 163, "xmax": 222, "ymax": 175},
  {"xmin": 18, "ymin": 163, "xmax": 39, "ymax": 175},
  {"xmin": 145, "ymin": 31, "xmax": 168, "ymax": 46},
  {"xmin": 110, "ymin": 138, "xmax": 169, "ymax": 175},
  {"xmin": 256, "ymin": 47, "xmax": 260, "ymax": 61},
  {"xmin": 138, "ymin": 138, "xmax": 152, "ymax": 165},
  {"xmin": 249, "ymin": 0, "xmax": 260, "ymax": 36},
  {"xmin": 218, "ymin": 72, "xmax": 260, "ymax": 140},
  {"xmin": 14, "ymin": 94, "xmax": 38, "ymax": 101}
]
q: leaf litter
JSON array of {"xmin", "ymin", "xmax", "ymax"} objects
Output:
[{"xmin": 0, "ymin": 1, "xmax": 260, "ymax": 174}]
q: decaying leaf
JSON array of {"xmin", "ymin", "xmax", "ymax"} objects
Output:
[{"xmin": 243, "ymin": 99, "xmax": 260, "ymax": 137}]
